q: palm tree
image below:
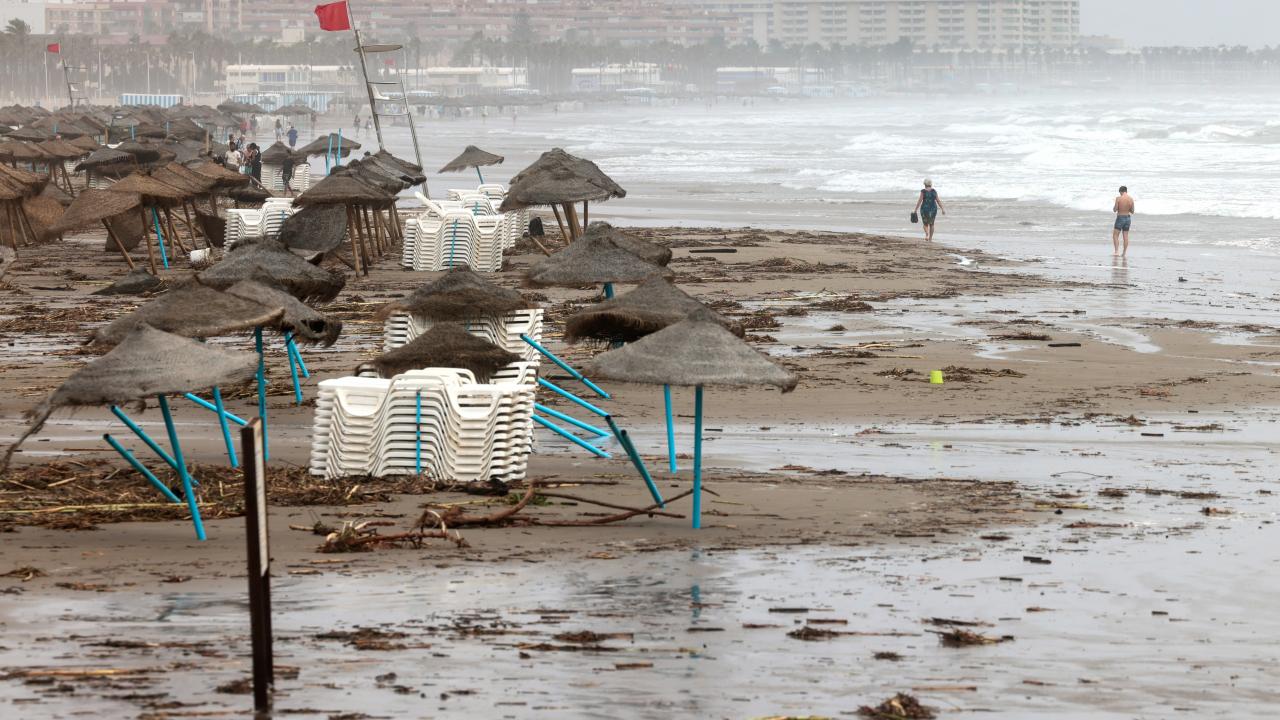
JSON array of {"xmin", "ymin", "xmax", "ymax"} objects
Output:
[{"xmin": 4, "ymin": 18, "xmax": 30, "ymax": 38}]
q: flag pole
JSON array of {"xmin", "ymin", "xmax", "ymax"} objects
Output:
[{"xmin": 346, "ymin": 1, "xmax": 385, "ymax": 152}]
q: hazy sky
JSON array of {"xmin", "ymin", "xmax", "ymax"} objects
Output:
[{"xmin": 1080, "ymin": 0, "xmax": 1280, "ymax": 48}]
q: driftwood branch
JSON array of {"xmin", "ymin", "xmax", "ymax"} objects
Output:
[
  {"xmin": 528, "ymin": 489, "xmax": 694, "ymax": 527},
  {"xmin": 535, "ymin": 490, "xmax": 684, "ymax": 519}
]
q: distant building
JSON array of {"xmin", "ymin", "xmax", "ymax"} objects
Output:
[
  {"xmin": 692, "ymin": 0, "xmax": 1080, "ymax": 49},
  {"xmin": 570, "ymin": 64, "xmax": 664, "ymax": 93},
  {"xmin": 715, "ymin": 66, "xmax": 828, "ymax": 93},
  {"xmin": 401, "ymin": 67, "xmax": 529, "ymax": 97}
]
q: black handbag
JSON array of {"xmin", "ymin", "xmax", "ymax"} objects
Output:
[{"xmin": 910, "ymin": 211, "xmax": 919, "ymax": 224}]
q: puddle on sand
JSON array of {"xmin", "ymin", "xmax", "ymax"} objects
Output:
[{"xmin": 3, "ymin": 414, "xmax": 1279, "ymax": 718}]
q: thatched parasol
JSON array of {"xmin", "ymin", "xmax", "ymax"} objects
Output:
[
  {"xmin": 582, "ymin": 222, "xmax": 670, "ymax": 266},
  {"xmin": 152, "ymin": 162, "xmax": 215, "ymax": 195},
  {"xmin": 217, "ymin": 100, "xmax": 266, "ymax": 115},
  {"xmin": 93, "ymin": 268, "xmax": 162, "ymax": 296},
  {"xmin": 226, "ymin": 184, "xmax": 273, "ymax": 205},
  {"xmin": 278, "ymin": 204, "xmax": 348, "ymax": 253},
  {"xmin": 294, "ymin": 171, "xmax": 391, "ymax": 207},
  {"xmin": 260, "ymin": 141, "xmax": 303, "ymax": 164},
  {"xmin": 439, "ymin": 145, "xmax": 504, "ymax": 182},
  {"xmin": 586, "ymin": 308, "xmax": 796, "ymax": 528},
  {"xmin": 365, "ymin": 152, "xmax": 426, "ymax": 186},
  {"xmin": 525, "ymin": 227, "xmax": 671, "ymax": 287},
  {"xmin": 22, "ymin": 194, "xmax": 63, "ymax": 240},
  {"xmin": 2, "ymin": 325, "xmax": 259, "ymax": 472},
  {"xmin": 297, "ymin": 133, "xmax": 361, "ymax": 158},
  {"xmin": 277, "ymin": 102, "xmax": 317, "ymax": 117},
  {"xmin": 498, "ymin": 148, "xmax": 625, "ymax": 239},
  {"xmin": 188, "ymin": 160, "xmax": 251, "ymax": 189},
  {"xmin": 0, "ymin": 163, "xmax": 48, "ymax": 195},
  {"xmin": 68, "ymin": 135, "xmax": 101, "ymax": 153},
  {"xmin": 198, "ymin": 240, "xmax": 346, "ymax": 303},
  {"xmin": 76, "ymin": 147, "xmax": 134, "ymax": 172},
  {"xmin": 4, "ymin": 126, "xmax": 52, "ymax": 142},
  {"xmin": 360, "ymin": 322, "xmax": 518, "ymax": 381},
  {"xmin": 340, "ymin": 161, "xmax": 408, "ymax": 194},
  {"xmin": 226, "ymin": 279, "xmax": 342, "ymax": 346},
  {"xmin": 564, "ymin": 276, "xmax": 739, "ymax": 345},
  {"xmin": 379, "ymin": 265, "xmax": 531, "ymax": 322},
  {"xmin": 113, "ymin": 140, "xmax": 163, "ymax": 164},
  {"xmin": 37, "ymin": 138, "xmax": 86, "ymax": 160},
  {"xmin": 0, "ymin": 141, "xmax": 53, "ymax": 164},
  {"xmin": 106, "ymin": 172, "xmax": 190, "ymax": 203},
  {"xmin": 51, "ymin": 188, "xmax": 141, "ymax": 233},
  {"xmin": 90, "ymin": 280, "xmax": 286, "ymax": 347}
]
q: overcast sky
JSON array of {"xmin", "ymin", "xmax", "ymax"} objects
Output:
[{"xmin": 1080, "ymin": 0, "xmax": 1280, "ymax": 48}]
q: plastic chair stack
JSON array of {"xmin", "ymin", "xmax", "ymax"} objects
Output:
[
  {"xmin": 382, "ymin": 309, "xmax": 543, "ymax": 361},
  {"xmin": 308, "ymin": 366, "xmax": 536, "ymax": 482},
  {"xmin": 262, "ymin": 163, "xmax": 311, "ymax": 194},
  {"xmin": 224, "ymin": 199, "xmax": 296, "ymax": 249}
]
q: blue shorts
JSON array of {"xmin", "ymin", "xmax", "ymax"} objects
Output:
[{"xmin": 1114, "ymin": 215, "xmax": 1132, "ymax": 232}]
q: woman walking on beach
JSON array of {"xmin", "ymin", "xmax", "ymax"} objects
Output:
[{"xmin": 913, "ymin": 179, "xmax": 946, "ymax": 241}]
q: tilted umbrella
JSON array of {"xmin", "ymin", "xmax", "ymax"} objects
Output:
[
  {"xmin": 106, "ymin": 172, "xmax": 193, "ymax": 271},
  {"xmin": 2, "ymin": 325, "xmax": 260, "ymax": 540},
  {"xmin": 297, "ymin": 132, "xmax": 362, "ymax": 159},
  {"xmin": 564, "ymin": 275, "xmax": 739, "ymax": 346},
  {"xmin": 277, "ymin": 204, "xmax": 349, "ymax": 254},
  {"xmin": 50, "ymin": 188, "xmax": 141, "ymax": 266},
  {"xmin": 294, "ymin": 173, "xmax": 395, "ymax": 274},
  {"xmin": 378, "ymin": 265, "xmax": 530, "ymax": 323},
  {"xmin": 588, "ymin": 308, "xmax": 796, "ymax": 528},
  {"xmin": 498, "ymin": 147, "xmax": 625, "ymax": 240},
  {"xmin": 580, "ymin": 222, "xmax": 671, "ymax": 267},
  {"xmin": 359, "ymin": 322, "xmax": 518, "ymax": 381},
  {"xmin": 525, "ymin": 225, "xmax": 671, "ymax": 290},
  {"xmin": 198, "ymin": 239, "xmax": 347, "ymax": 303},
  {"xmin": 439, "ymin": 145, "xmax": 505, "ymax": 183},
  {"xmin": 89, "ymin": 279, "xmax": 285, "ymax": 348}
]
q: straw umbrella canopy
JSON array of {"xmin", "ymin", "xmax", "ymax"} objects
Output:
[
  {"xmin": 582, "ymin": 222, "xmax": 671, "ymax": 266},
  {"xmin": 226, "ymin": 184, "xmax": 272, "ymax": 205},
  {"xmin": 198, "ymin": 240, "xmax": 347, "ymax": 303},
  {"xmin": 278, "ymin": 204, "xmax": 349, "ymax": 254},
  {"xmin": 276, "ymin": 102, "xmax": 317, "ymax": 117},
  {"xmin": 1, "ymin": 324, "xmax": 259, "ymax": 471},
  {"xmin": 260, "ymin": 141, "xmax": 303, "ymax": 164},
  {"xmin": 153, "ymin": 162, "xmax": 216, "ymax": 194},
  {"xmin": 75, "ymin": 147, "xmax": 134, "ymax": 172},
  {"xmin": 294, "ymin": 170, "xmax": 394, "ymax": 274},
  {"xmin": 37, "ymin": 180, "xmax": 72, "ymax": 208},
  {"xmin": 133, "ymin": 122, "xmax": 168, "ymax": 139},
  {"xmin": 498, "ymin": 148, "xmax": 625, "ymax": 239},
  {"xmin": 525, "ymin": 228, "xmax": 672, "ymax": 287},
  {"xmin": 341, "ymin": 161, "xmax": 409, "ymax": 194},
  {"xmin": 90, "ymin": 280, "xmax": 286, "ymax": 347},
  {"xmin": 297, "ymin": 133, "xmax": 361, "ymax": 158},
  {"xmin": 564, "ymin": 276, "xmax": 740, "ymax": 345},
  {"xmin": 164, "ymin": 117, "xmax": 208, "ymax": 142},
  {"xmin": 114, "ymin": 140, "xmax": 164, "ymax": 164},
  {"xmin": 0, "ymin": 163, "xmax": 49, "ymax": 195},
  {"xmin": 22, "ymin": 194, "xmax": 63, "ymax": 240},
  {"xmin": 366, "ymin": 152, "xmax": 426, "ymax": 186},
  {"xmin": 51, "ymin": 188, "xmax": 141, "ymax": 234},
  {"xmin": 37, "ymin": 138, "xmax": 86, "ymax": 160},
  {"xmin": 292, "ymin": 172, "xmax": 393, "ymax": 207},
  {"xmin": 5, "ymin": 126, "xmax": 52, "ymax": 142},
  {"xmin": 0, "ymin": 141, "xmax": 54, "ymax": 165},
  {"xmin": 217, "ymin": 100, "xmax": 266, "ymax": 115},
  {"xmin": 68, "ymin": 135, "xmax": 101, "ymax": 153},
  {"xmin": 93, "ymin": 268, "xmax": 162, "ymax": 296},
  {"xmin": 188, "ymin": 160, "xmax": 251, "ymax": 189},
  {"xmin": 378, "ymin": 265, "xmax": 531, "ymax": 322},
  {"xmin": 439, "ymin": 145, "xmax": 504, "ymax": 182},
  {"xmin": 225, "ymin": 279, "xmax": 343, "ymax": 346},
  {"xmin": 107, "ymin": 172, "xmax": 190, "ymax": 204},
  {"xmin": 587, "ymin": 308, "xmax": 796, "ymax": 528},
  {"xmin": 360, "ymin": 322, "xmax": 518, "ymax": 381}
]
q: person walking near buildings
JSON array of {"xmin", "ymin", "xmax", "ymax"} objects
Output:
[
  {"xmin": 912, "ymin": 178, "xmax": 946, "ymax": 242},
  {"xmin": 287, "ymin": 124, "xmax": 299, "ymax": 148},
  {"xmin": 1112, "ymin": 185, "xmax": 1135, "ymax": 257},
  {"xmin": 274, "ymin": 117, "xmax": 283, "ymax": 141}
]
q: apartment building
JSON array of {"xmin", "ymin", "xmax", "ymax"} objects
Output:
[
  {"xmin": 43, "ymin": 0, "xmax": 241, "ymax": 40},
  {"xmin": 692, "ymin": 0, "xmax": 1080, "ymax": 49}
]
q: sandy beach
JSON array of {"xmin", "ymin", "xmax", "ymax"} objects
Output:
[{"xmin": 3, "ymin": 210, "xmax": 1278, "ymax": 717}]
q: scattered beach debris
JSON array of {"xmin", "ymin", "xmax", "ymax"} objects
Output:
[
  {"xmin": 857, "ymin": 693, "xmax": 936, "ymax": 719},
  {"xmin": 1, "ymin": 566, "xmax": 45, "ymax": 581},
  {"xmin": 931, "ymin": 629, "xmax": 1013, "ymax": 647}
]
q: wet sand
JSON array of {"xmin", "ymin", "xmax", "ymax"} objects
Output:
[{"xmin": 2, "ymin": 222, "xmax": 1278, "ymax": 717}]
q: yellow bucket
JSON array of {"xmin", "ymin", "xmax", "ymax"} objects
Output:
[{"xmin": 929, "ymin": 370, "xmax": 944, "ymax": 385}]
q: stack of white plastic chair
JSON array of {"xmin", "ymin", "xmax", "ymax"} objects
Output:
[
  {"xmin": 477, "ymin": 183, "xmax": 506, "ymax": 202},
  {"xmin": 382, "ymin": 308, "xmax": 543, "ymax": 362},
  {"xmin": 223, "ymin": 209, "xmax": 263, "ymax": 250},
  {"xmin": 309, "ymin": 367, "xmax": 536, "ymax": 482},
  {"xmin": 260, "ymin": 198, "xmax": 296, "ymax": 239},
  {"xmin": 262, "ymin": 163, "xmax": 311, "ymax": 194}
]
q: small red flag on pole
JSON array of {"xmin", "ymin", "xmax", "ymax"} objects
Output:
[
  {"xmin": 46, "ymin": 43, "xmax": 60, "ymax": 53},
  {"xmin": 314, "ymin": 1, "xmax": 351, "ymax": 32}
]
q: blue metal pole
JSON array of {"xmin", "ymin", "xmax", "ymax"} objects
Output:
[
  {"xmin": 325, "ymin": 133, "xmax": 332, "ymax": 172},
  {"xmin": 521, "ymin": 334, "xmax": 610, "ymax": 399},
  {"xmin": 285, "ymin": 335, "xmax": 303, "ymax": 405},
  {"xmin": 110, "ymin": 405, "xmax": 178, "ymax": 471},
  {"xmin": 693, "ymin": 385, "xmax": 704, "ymax": 530},
  {"xmin": 537, "ymin": 378, "xmax": 608, "ymax": 418},
  {"xmin": 532, "ymin": 414, "xmax": 610, "ymax": 458},
  {"xmin": 255, "ymin": 326, "xmax": 268, "ymax": 461},
  {"xmin": 605, "ymin": 416, "xmax": 664, "ymax": 507},
  {"xmin": 535, "ymin": 402, "xmax": 610, "ymax": 438},
  {"xmin": 157, "ymin": 395, "xmax": 207, "ymax": 541},
  {"xmin": 664, "ymin": 384, "xmax": 678, "ymax": 473},
  {"xmin": 335, "ymin": 128, "xmax": 343, "ymax": 168},
  {"xmin": 151, "ymin": 207, "xmax": 169, "ymax": 269},
  {"xmin": 287, "ymin": 336, "xmax": 311, "ymax": 378},
  {"xmin": 182, "ymin": 393, "xmax": 248, "ymax": 426},
  {"xmin": 604, "ymin": 282, "xmax": 614, "ymax": 299},
  {"xmin": 212, "ymin": 387, "xmax": 238, "ymax": 468},
  {"xmin": 415, "ymin": 390, "xmax": 423, "ymax": 475},
  {"xmin": 475, "ymin": 166, "xmax": 484, "ymax": 184},
  {"xmin": 102, "ymin": 433, "xmax": 182, "ymax": 504}
]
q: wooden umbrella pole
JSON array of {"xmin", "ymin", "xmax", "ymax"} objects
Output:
[
  {"xmin": 356, "ymin": 205, "xmax": 373, "ymax": 272},
  {"xmin": 181, "ymin": 201, "xmax": 207, "ymax": 249},
  {"xmin": 562, "ymin": 202, "xmax": 581, "ymax": 240},
  {"xmin": 362, "ymin": 205, "xmax": 380, "ymax": 257},
  {"xmin": 3, "ymin": 203, "xmax": 20, "ymax": 255},
  {"xmin": 583, "ymin": 200, "xmax": 589, "ymax": 228},
  {"xmin": 139, "ymin": 206, "xmax": 158, "ymax": 274},
  {"xmin": 551, "ymin": 204, "xmax": 570, "ymax": 244},
  {"xmin": 343, "ymin": 205, "xmax": 362, "ymax": 274},
  {"xmin": 371, "ymin": 206, "xmax": 385, "ymax": 255},
  {"xmin": 16, "ymin": 205, "xmax": 38, "ymax": 246},
  {"xmin": 102, "ymin": 220, "xmax": 135, "ymax": 270},
  {"xmin": 163, "ymin": 207, "xmax": 188, "ymax": 254},
  {"xmin": 389, "ymin": 205, "xmax": 403, "ymax": 243}
]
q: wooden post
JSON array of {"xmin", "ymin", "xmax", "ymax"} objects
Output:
[
  {"xmin": 14, "ymin": 205, "xmax": 37, "ymax": 246},
  {"xmin": 583, "ymin": 200, "xmax": 589, "ymax": 228},
  {"xmin": 551, "ymin": 205, "xmax": 570, "ymax": 244},
  {"xmin": 3, "ymin": 203, "xmax": 20, "ymax": 255},
  {"xmin": 163, "ymin": 207, "xmax": 189, "ymax": 254},
  {"xmin": 181, "ymin": 201, "xmax": 207, "ymax": 249},
  {"xmin": 240, "ymin": 417, "xmax": 275, "ymax": 715},
  {"xmin": 139, "ymin": 206, "xmax": 158, "ymax": 274},
  {"xmin": 562, "ymin": 202, "xmax": 580, "ymax": 241},
  {"xmin": 102, "ymin": 220, "xmax": 136, "ymax": 270},
  {"xmin": 344, "ymin": 205, "xmax": 362, "ymax": 274}
]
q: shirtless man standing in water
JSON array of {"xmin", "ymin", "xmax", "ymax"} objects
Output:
[{"xmin": 1112, "ymin": 186, "xmax": 1135, "ymax": 256}]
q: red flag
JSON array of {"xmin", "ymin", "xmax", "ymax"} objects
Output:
[
  {"xmin": 46, "ymin": 43, "xmax": 60, "ymax": 53},
  {"xmin": 314, "ymin": 1, "xmax": 350, "ymax": 31}
]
